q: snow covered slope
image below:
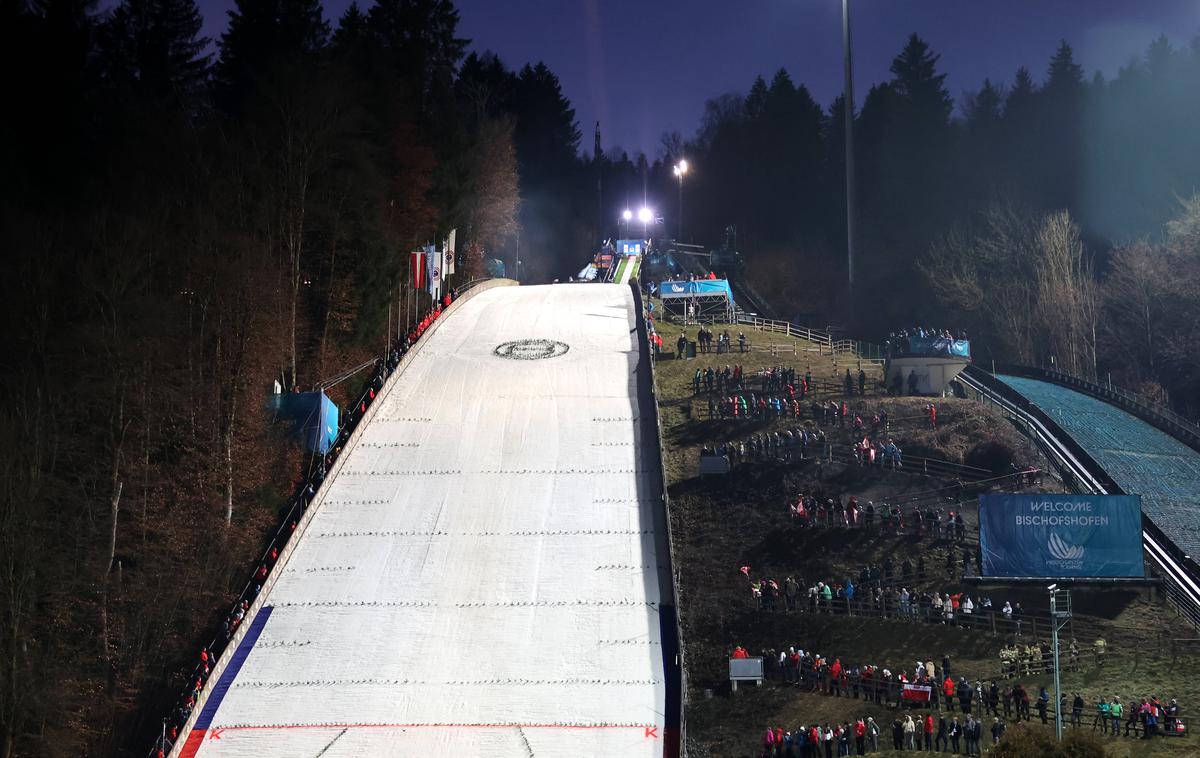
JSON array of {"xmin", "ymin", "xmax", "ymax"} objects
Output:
[{"xmin": 181, "ymin": 283, "xmax": 668, "ymax": 757}]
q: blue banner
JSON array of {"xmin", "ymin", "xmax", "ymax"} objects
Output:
[
  {"xmin": 658, "ymin": 279, "xmax": 734, "ymax": 299},
  {"xmin": 906, "ymin": 336, "xmax": 971, "ymax": 358},
  {"xmin": 617, "ymin": 239, "xmax": 644, "ymax": 255},
  {"xmin": 980, "ymin": 494, "xmax": 1144, "ymax": 578}
]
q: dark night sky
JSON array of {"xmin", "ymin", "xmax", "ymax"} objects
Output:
[{"xmin": 196, "ymin": 0, "xmax": 1200, "ymax": 157}]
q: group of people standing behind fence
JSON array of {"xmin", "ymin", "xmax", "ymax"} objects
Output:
[
  {"xmin": 786, "ymin": 493, "xmax": 968, "ymax": 542},
  {"xmin": 694, "ymin": 325, "xmax": 747, "ymax": 353},
  {"xmin": 1092, "ymin": 694, "xmax": 1183, "ymax": 738},
  {"xmin": 705, "ymin": 426, "xmax": 829, "ymax": 464},
  {"xmin": 748, "ymin": 645, "xmax": 1013, "ymax": 756}
]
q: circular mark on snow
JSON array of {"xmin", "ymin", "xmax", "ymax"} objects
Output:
[{"xmin": 494, "ymin": 339, "xmax": 570, "ymax": 361}]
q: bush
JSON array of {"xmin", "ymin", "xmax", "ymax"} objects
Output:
[
  {"xmin": 991, "ymin": 724, "xmax": 1106, "ymax": 757},
  {"xmin": 965, "ymin": 439, "xmax": 1017, "ymax": 476}
]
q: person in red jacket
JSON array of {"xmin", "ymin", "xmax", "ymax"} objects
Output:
[
  {"xmin": 945, "ymin": 675, "xmax": 957, "ymax": 710},
  {"xmin": 830, "ymin": 659, "xmax": 843, "ymax": 697},
  {"xmin": 924, "ymin": 714, "xmax": 935, "ymax": 750},
  {"xmin": 854, "ymin": 718, "xmax": 867, "ymax": 755},
  {"xmin": 732, "ymin": 645, "xmax": 749, "ymax": 659}
]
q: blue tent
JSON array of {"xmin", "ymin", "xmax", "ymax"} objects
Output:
[{"xmin": 269, "ymin": 391, "xmax": 340, "ymax": 454}]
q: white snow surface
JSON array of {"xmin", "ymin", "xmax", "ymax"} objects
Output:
[{"xmin": 194, "ymin": 284, "xmax": 667, "ymax": 757}]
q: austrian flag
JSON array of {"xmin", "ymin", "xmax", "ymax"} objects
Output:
[
  {"xmin": 411, "ymin": 251, "xmax": 427, "ymax": 289},
  {"xmin": 902, "ymin": 683, "xmax": 933, "ymax": 702}
]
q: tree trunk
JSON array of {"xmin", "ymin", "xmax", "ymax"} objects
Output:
[
  {"xmin": 107, "ymin": 480, "xmax": 123, "ymax": 573},
  {"xmin": 225, "ymin": 391, "xmax": 235, "ymax": 526},
  {"xmin": 141, "ymin": 369, "xmax": 150, "ymax": 546},
  {"xmin": 318, "ymin": 201, "xmax": 342, "ymax": 381}
]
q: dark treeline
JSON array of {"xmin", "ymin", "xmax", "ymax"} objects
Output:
[
  {"xmin": 632, "ymin": 34, "xmax": 1200, "ymax": 413},
  {"xmin": 0, "ymin": 0, "xmax": 588, "ymax": 755}
]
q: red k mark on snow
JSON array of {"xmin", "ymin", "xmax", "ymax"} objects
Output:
[{"xmin": 644, "ymin": 726, "xmax": 659, "ymax": 739}]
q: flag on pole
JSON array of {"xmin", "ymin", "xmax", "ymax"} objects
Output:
[
  {"xmin": 425, "ymin": 244, "xmax": 441, "ymax": 299},
  {"xmin": 410, "ymin": 251, "xmax": 427, "ymax": 290},
  {"xmin": 444, "ymin": 229, "xmax": 457, "ymax": 276}
]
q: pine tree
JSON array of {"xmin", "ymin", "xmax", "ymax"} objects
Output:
[
  {"xmin": 889, "ymin": 33, "xmax": 953, "ymax": 127},
  {"xmin": 1006, "ymin": 65, "xmax": 1037, "ymax": 115},
  {"xmin": 366, "ymin": 0, "xmax": 466, "ymax": 109},
  {"xmin": 98, "ymin": 0, "xmax": 210, "ymax": 107},
  {"xmin": 966, "ymin": 78, "xmax": 1004, "ymax": 134},
  {"xmin": 1045, "ymin": 40, "xmax": 1084, "ymax": 93},
  {"xmin": 214, "ymin": 0, "xmax": 329, "ymax": 111},
  {"xmin": 512, "ymin": 61, "xmax": 580, "ymax": 183},
  {"xmin": 745, "ymin": 75, "xmax": 768, "ymax": 120}
]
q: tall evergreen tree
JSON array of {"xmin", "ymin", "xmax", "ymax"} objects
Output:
[
  {"xmin": 890, "ymin": 33, "xmax": 953, "ymax": 128},
  {"xmin": 97, "ymin": 0, "xmax": 209, "ymax": 106},
  {"xmin": 745, "ymin": 75, "xmax": 768, "ymax": 119},
  {"xmin": 214, "ymin": 0, "xmax": 329, "ymax": 111}
]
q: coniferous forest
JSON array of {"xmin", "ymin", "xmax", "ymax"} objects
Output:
[{"xmin": 1, "ymin": 0, "xmax": 1200, "ymax": 754}]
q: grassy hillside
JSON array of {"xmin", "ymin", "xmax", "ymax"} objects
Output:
[{"xmin": 651, "ymin": 321, "xmax": 1198, "ymax": 757}]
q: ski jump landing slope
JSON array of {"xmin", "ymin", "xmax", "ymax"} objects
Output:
[{"xmin": 183, "ymin": 283, "xmax": 671, "ymax": 757}]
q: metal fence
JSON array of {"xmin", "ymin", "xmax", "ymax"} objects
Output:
[
  {"xmin": 772, "ymin": 593, "xmax": 1161, "ymax": 653},
  {"xmin": 638, "ymin": 285, "xmax": 688, "ymax": 758}
]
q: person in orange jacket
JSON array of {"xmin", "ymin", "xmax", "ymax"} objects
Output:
[{"xmin": 924, "ymin": 713, "xmax": 935, "ymax": 750}]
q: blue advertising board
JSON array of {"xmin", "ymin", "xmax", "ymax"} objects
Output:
[
  {"xmin": 658, "ymin": 279, "xmax": 734, "ymax": 299},
  {"xmin": 979, "ymin": 494, "xmax": 1143, "ymax": 578},
  {"xmin": 617, "ymin": 239, "xmax": 644, "ymax": 255}
]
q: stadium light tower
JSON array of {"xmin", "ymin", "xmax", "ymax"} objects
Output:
[
  {"xmin": 673, "ymin": 159, "xmax": 689, "ymax": 240},
  {"xmin": 637, "ymin": 206, "xmax": 654, "ymax": 238},
  {"xmin": 840, "ymin": 0, "xmax": 856, "ymax": 319},
  {"xmin": 1048, "ymin": 585, "xmax": 1072, "ymax": 742}
]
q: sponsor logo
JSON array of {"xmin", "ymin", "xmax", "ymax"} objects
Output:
[
  {"xmin": 1048, "ymin": 533, "xmax": 1085, "ymax": 561},
  {"xmin": 494, "ymin": 339, "xmax": 571, "ymax": 361}
]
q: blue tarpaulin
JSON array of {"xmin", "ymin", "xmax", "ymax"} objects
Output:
[
  {"xmin": 269, "ymin": 391, "xmax": 340, "ymax": 455},
  {"xmin": 979, "ymin": 494, "xmax": 1144, "ymax": 578}
]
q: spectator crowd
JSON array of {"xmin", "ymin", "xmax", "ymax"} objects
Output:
[{"xmin": 742, "ymin": 638, "xmax": 1185, "ymax": 756}]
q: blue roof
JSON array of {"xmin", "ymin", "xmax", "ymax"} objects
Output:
[{"xmin": 998, "ymin": 375, "xmax": 1200, "ymax": 557}]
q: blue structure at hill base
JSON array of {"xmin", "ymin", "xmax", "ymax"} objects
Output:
[
  {"xmin": 269, "ymin": 391, "xmax": 340, "ymax": 455},
  {"xmin": 997, "ymin": 375, "xmax": 1200, "ymax": 558}
]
